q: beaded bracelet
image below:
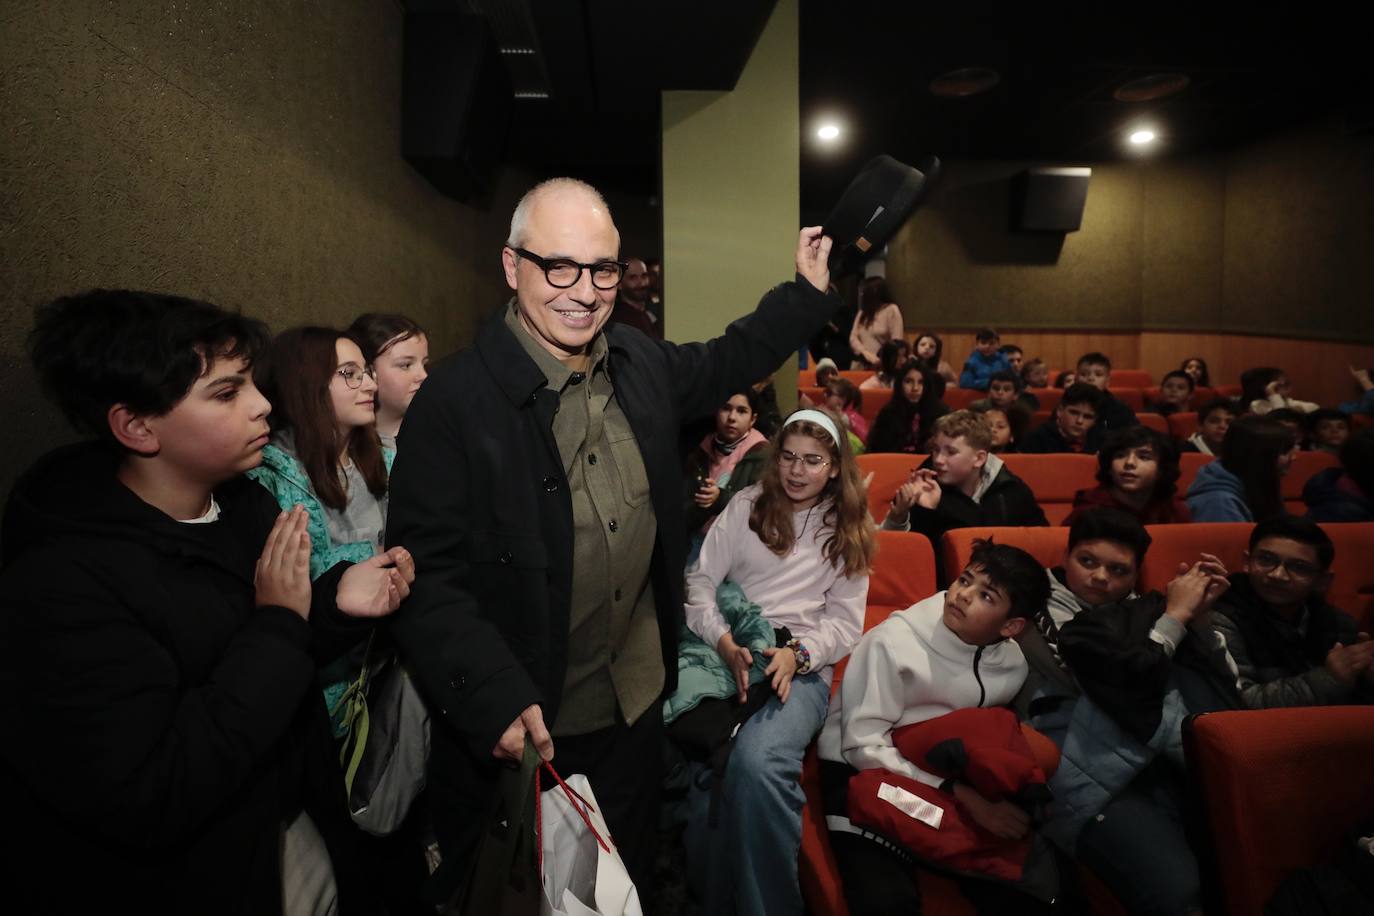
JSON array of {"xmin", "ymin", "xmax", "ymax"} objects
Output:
[{"xmin": 786, "ymin": 637, "xmax": 812, "ymax": 675}]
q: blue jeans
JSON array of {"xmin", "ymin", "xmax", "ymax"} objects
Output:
[{"xmin": 683, "ymin": 673, "xmax": 830, "ymax": 916}]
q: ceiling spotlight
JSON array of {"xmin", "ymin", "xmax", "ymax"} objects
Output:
[
  {"xmin": 1129, "ymin": 130, "xmax": 1156, "ymax": 145},
  {"xmin": 817, "ymin": 124, "xmax": 841, "ymax": 141}
]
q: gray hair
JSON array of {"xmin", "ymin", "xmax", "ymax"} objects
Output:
[{"xmin": 507, "ymin": 177, "xmax": 613, "ymax": 248}]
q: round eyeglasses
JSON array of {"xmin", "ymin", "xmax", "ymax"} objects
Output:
[
  {"xmin": 777, "ymin": 449, "xmax": 831, "ymax": 472},
  {"xmin": 336, "ymin": 365, "xmax": 377, "ymax": 389},
  {"xmin": 512, "ymin": 247, "xmax": 628, "ymax": 290}
]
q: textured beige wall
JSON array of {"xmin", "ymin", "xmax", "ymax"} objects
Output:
[
  {"xmin": 1, "ymin": 1, "xmax": 516, "ymax": 496},
  {"xmin": 886, "ymin": 121, "xmax": 1373, "ymax": 344},
  {"xmin": 662, "ymin": 0, "xmax": 799, "ymax": 407}
]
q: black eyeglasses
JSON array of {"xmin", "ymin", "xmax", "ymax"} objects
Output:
[
  {"xmin": 336, "ymin": 365, "xmax": 377, "ymax": 389},
  {"xmin": 511, "ymin": 247, "xmax": 628, "ymax": 290},
  {"xmin": 1250, "ymin": 549, "xmax": 1320, "ymax": 580}
]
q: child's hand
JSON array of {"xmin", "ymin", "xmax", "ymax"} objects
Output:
[
  {"xmin": 1352, "ymin": 365, "xmax": 1373, "ymax": 391},
  {"xmin": 1326, "ymin": 639, "xmax": 1374, "ymax": 686},
  {"xmin": 952, "ymin": 784, "xmax": 1030, "ymax": 840},
  {"xmin": 761, "ymin": 645, "xmax": 798, "ymax": 703},
  {"xmin": 337, "ymin": 546, "xmax": 414, "ymax": 618},
  {"xmin": 716, "ymin": 633, "xmax": 754, "ymax": 703},
  {"xmin": 693, "ymin": 478, "xmax": 721, "ymax": 508},
  {"xmin": 1265, "ymin": 379, "xmax": 1283, "ymax": 398},
  {"xmin": 255, "ymin": 506, "xmax": 312, "ymax": 619}
]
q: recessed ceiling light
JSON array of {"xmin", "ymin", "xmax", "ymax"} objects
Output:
[
  {"xmin": 1114, "ymin": 73, "xmax": 1190, "ymax": 102},
  {"xmin": 817, "ymin": 124, "xmax": 841, "ymax": 141},
  {"xmin": 1129, "ymin": 129, "xmax": 1156, "ymax": 145},
  {"xmin": 929, "ymin": 67, "xmax": 1001, "ymax": 98}
]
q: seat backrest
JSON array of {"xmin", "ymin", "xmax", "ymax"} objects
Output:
[
  {"xmin": 856, "ymin": 452, "xmax": 922, "ymax": 523},
  {"xmin": 799, "ymin": 386, "xmax": 826, "ymax": 405},
  {"xmin": 1110, "ymin": 369, "xmax": 1153, "ymax": 388},
  {"xmin": 798, "ymin": 368, "xmax": 817, "ymax": 387},
  {"xmin": 1185, "ymin": 707, "xmax": 1374, "ymax": 916},
  {"xmin": 1322, "ymin": 522, "xmax": 1374, "ymax": 630},
  {"xmin": 1192, "ymin": 385, "xmax": 1217, "ymax": 405},
  {"xmin": 868, "ymin": 530, "xmax": 939, "ymax": 628},
  {"xmin": 1178, "ymin": 452, "xmax": 1214, "ymax": 494},
  {"xmin": 1214, "ymin": 384, "xmax": 1242, "ymax": 398},
  {"xmin": 943, "ymin": 388, "xmax": 982, "ymax": 410},
  {"xmin": 1137, "ymin": 413, "xmax": 1168, "ymax": 434},
  {"xmin": 840, "ymin": 370, "xmax": 874, "ymax": 385},
  {"xmin": 940, "ymin": 527, "xmax": 1070, "ymax": 587},
  {"xmin": 1000, "ymin": 454, "xmax": 1099, "ymax": 525},
  {"xmin": 1283, "ymin": 451, "xmax": 1340, "ymax": 501},
  {"xmin": 1168, "ymin": 412, "xmax": 1200, "ymax": 440},
  {"xmin": 1029, "ymin": 387, "xmax": 1063, "ymax": 413},
  {"xmin": 1140, "ymin": 523, "xmax": 1251, "ymax": 593},
  {"xmin": 858, "ymin": 387, "xmax": 893, "ymax": 425},
  {"xmin": 1108, "ymin": 387, "xmax": 1144, "ymax": 409}
]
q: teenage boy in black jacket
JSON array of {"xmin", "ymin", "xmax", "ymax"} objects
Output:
[
  {"xmin": 0, "ymin": 290, "xmax": 413, "ymax": 915},
  {"xmin": 1020, "ymin": 383, "xmax": 1104, "ymax": 454}
]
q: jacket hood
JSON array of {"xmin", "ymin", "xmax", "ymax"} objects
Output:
[
  {"xmin": 1, "ymin": 441, "xmax": 256, "ymax": 573},
  {"xmin": 1187, "ymin": 460, "xmax": 1244, "ymax": 499}
]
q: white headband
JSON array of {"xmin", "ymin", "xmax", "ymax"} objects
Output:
[{"xmin": 783, "ymin": 409, "xmax": 842, "ymax": 448}]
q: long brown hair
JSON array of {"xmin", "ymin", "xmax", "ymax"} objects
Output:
[
  {"xmin": 749, "ymin": 412, "xmax": 876, "ymax": 578},
  {"xmin": 257, "ymin": 326, "xmax": 388, "ymax": 512},
  {"xmin": 857, "ymin": 276, "xmax": 895, "ymax": 326}
]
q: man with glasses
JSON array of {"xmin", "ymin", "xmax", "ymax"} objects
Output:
[
  {"xmin": 1213, "ymin": 516, "xmax": 1374, "ymax": 707},
  {"xmin": 386, "ymin": 177, "xmax": 837, "ymax": 902}
]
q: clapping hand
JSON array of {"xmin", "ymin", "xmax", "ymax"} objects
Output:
[
  {"xmin": 255, "ymin": 506, "xmax": 312, "ymax": 619},
  {"xmin": 1164, "ymin": 553, "xmax": 1229, "ymax": 627}
]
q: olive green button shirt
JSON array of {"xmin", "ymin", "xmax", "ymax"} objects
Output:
[{"xmin": 505, "ymin": 304, "xmax": 664, "ymax": 735}]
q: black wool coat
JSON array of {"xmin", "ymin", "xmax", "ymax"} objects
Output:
[{"xmin": 384, "ymin": 280, "xmax": 836, "ymax": 844}]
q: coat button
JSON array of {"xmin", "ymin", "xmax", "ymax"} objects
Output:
[
  {"xmin": 608, "ymin": 520, "xmax": 619, "ymax": 532},
  {"xmin": 588, "ymin": 453, "xmax": 598, "ymax": 465},
  {"xmin": 570, "ymin": 372, "xmax": 586, "ymax": 385},
  {"xmin": 500, "ymin": 551, "xmax": 513, "ymax": 565},
  {"xmin": 542, "ymin": 476, "xmax": 559, "ymax": 492}
]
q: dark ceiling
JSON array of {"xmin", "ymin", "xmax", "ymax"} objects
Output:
[{"xmin": 456, "ymin": 3, "xmax": 1371, "ymax": 222}]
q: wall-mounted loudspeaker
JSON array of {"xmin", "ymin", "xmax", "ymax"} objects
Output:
[{"xmin": 1011, "ymin": 167, "xmax": 1091, "ymax": 232}]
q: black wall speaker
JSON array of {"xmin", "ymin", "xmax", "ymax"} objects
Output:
[
  {"xmin": 402, "ymin": 11, "xmax": 511, "ymax": 204},
  {"xmin": 1010, "ymin": 167, "xmax": 1092, "ymax": 232}
]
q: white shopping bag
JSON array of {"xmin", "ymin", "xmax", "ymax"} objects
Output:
[{"xmin": 538, "ymin": 767, "xmax": 643, "ymax": 916}]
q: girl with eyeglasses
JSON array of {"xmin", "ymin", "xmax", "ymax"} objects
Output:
[
  {"xmin": 679, "ymin": 409, "xmax": 876, "ymax": 916},
  {"xmin": 248, "ymin": 326, "xmax": 397, "ymax": 579}
]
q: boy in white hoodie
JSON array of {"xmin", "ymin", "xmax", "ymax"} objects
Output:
[{"xmin": 817, "ymin": 540, "xmax": 1052, "ymax": 915}]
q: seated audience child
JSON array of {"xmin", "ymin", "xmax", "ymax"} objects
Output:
[
  {"xmin": 1241, "ymin": 366, "xmax": 1320, "ymax": 415},
  {"xmin": 1022, "ymin": 358, "xmax": 1051, "ymax": 391},
  {"xmin": 974, "ymin": 404, "xmax": 1021, "ymax": 453},
  {"xmin": 1186, "ymin": 414, "xmax": 1298, "ymax": 522},
  {"xmin": 1073, "ymin": 352, "xmax": 1138, "ymax": 439},
  {"xmin": 1267, "ymin": 407, "xmax": 1308, "ymax": 446},
  {"xmin": 684, "ymin": 389, "xmax": 769, "ymax": 539},
  {"xmin": 861, "ymin": 339, "xmax": 909, "ymax": 390},
  {"xmin": 867, "ymin": 361, "xmax": 949, "ymax": 454},
  {"xmin": 751, "ymin": 374, "xmax": 783, "ymax": 438},
  {"xmin": 249, "ymin": 328, "xmax": 396, "ymax": 581},
  {"xmin": 1065, "ymin": 426, "xmax": 1191, "ymax": 526},
  {"xmin": 1340, "ymin": 365, "xmax": 1374, "ymax": 416},
  {"xmin": 999, "ymin": 343, "xmax": 1024, "ymax": 374},
  {"xmin": 825, "ymin": 377, "xmax": 870, "ymax": 443},
  {"xmin": 1148, "ymin": 370, "xmax": 1195, "ymax": 417},
  {"xmin": 1304, "ymin": 429, "xmax": 1374, "ymax": 522},
  {"xmin": 881, "ymin": 411, "xmax": 1047, "ymax": 547},
  {"xmin": 1180, "ymin": 397, "xmax": 1237, "ymax": 455},
  {"xmin": 1181, "ymin": 357, "xmax": 1211, "ymax": 388},
  {"xmin": 1019, "ymin": 383, "xmax": 1102, "ymax": 454},
  {"xmin": 1307, "ymin": 407, "xmax": 1351, "ymax": 455},
  {"xmin": 683, "ymin": 409, "xmax": 875, "ymax": 916},
  {"xmin": 817, "ymin": 541, "xmax": 1054, "ymax": 916},
  {"xmin": 849, "ymin": 276, "xmax": 904, "ymax": 370},
  {"xmin": 347, "ymin": 312, "xmax": 429, "ymax": 452},
  {"xmin": 914, "ymin": 331, "xmax": 960, "ymax": 385},
  {"xmin": 814, "ymin": 357, "xmax": 840, "ymax": 389},
  {"xmin": 972, "ymin": 369, "xmax": 1037, "ymax": 417},
  {"xmin": 1014, "ymin": 508, "xmax": 1240, "ymax": 916},
  {"xmin": 960, "ymin": 328, "xmax": 1014, "ymax": 391},
  {"xmin": 0, "ymin": 290, "xmax": 412, "ymax": 914},
  {"xmin": 1213, "ymin": 517, "xmax": 1374, "ymax": 708},
  {"xmin": 1053, "ymin": 370, "xmax": 1076, "ymax": 389}
]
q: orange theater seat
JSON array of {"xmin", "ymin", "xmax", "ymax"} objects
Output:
[
  {"xmin": 866, "ymin": 529, "xmax": 939, "ymax": 624},
  {"xmin": 840, "ymin": 370, "xmax": 874, "ymax": 385},
  {"xmin": 856, "ymin": 452, "xmax": 923, "ymax": 523},
  {"xmin": 1283, "ymin": 451, "xmax": 1340, "ymax": 508},
  {"xmin": 799, "ymin": 386, "xmax": 826, "ymax": 406},
  {"xmin": 1030, "ymin": 387, "xmax": 1063, "ymax": 413},
  {"xmin": 1185, "ymin": 707, "xmax": 1374, "ymax": 916},
  {"xmin": 1178, "ymin": 452, "xmax": 1214, "ymax": 494},
  {"xmin": 1110, "ymin": 369, "xmax": 1153, "ymax": 388},
  {"xmin": 798, "ymin": 368, "xmax": 818, "ymax": 387},
  {"xmin": 1214, "ymin": 384, "xmax": 1242, "ymax": 398},
  {"xmin": 1000, "ymin": 454, "xmax": 1100, "ymax": 525},
  {"xmin": 941, "ymin": 527, "xmax": 1070, "ymax": 588},
  {"xmin": 1168, "ymin": 412, "xmax": 1200, "ymax": 440},
  {"xmin": 943, "ymin": 388, "xmax": 983, "ymax": 410},
  {"xmin": 1137, "ymin": 413, "xmax": 1168, "ymax": 434},
  {"xmin": 859, "ymin": 387, "xmax": 893, "ymax": 426},
  {"xmin": 1322, "ymin": 522, "xmax": 1374, "ymax": 630},
  {"xmin": 1107, "ymin": 387, "xmax": 1144, "ymax": 410}
]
